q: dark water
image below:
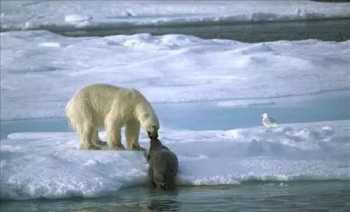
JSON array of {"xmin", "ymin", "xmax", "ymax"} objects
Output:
[
  {"xmin": 1, "ymin": 182, "xmax": 349, "ymax": 212},
  {"xmin": 56, "ymin": 19, "xmax": 350, "ymax": 42}
]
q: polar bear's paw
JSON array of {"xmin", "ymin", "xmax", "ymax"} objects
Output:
[
  {"xmin": 131, "ymin": 143, "xmax": 146, "ymax": 152},
  {"xmin": 95, "ymin": 139, "xmax": 107, "ymax": 146},
  {"xmin": 80, "ymin": 143, "xmax": 101, "ymax": 150},
  {"xmin": 112, "ymin": 144, "xmax": 126, "ymax": 151}
]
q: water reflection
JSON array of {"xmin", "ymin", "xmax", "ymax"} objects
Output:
[
  {"xmin": 145, "ymin": 189, "xmax": 180, "ymax": 212},
  {"xmin": 147, "ymin": 199, "xmax": 180, "ymax": 212},
  {"xmin": 1, "ymin": 182, "xmax": 349, "ymax": 212}
]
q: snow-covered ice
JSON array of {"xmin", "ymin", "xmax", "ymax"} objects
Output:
[
  {"xmin": 1, "ymin": 0, "xmax": 350, "ymax": 31},
  {"xmin": 64, "ymin": 14, "xmax": 92, "ymax": 27},
  {"xmin": 1, "ymin": 31, "xmax": 350, "ymax": 120},
  {"xmin": 1, "ymin": 120, "xmax": 349, "ymax": 200}
]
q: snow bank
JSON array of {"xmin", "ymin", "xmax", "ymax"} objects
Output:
[
  {"xmin": 1, "ymin": 120, "xmax": 350, "ymax": 200},
  {"xmin": 1, "ymin": 0, "xmax": 350, "ymax": 31},
  {"xmin": 1, "ymin": 31, "xmax": 350, "ymax": 120}
]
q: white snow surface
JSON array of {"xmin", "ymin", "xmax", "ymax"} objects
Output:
[
  {"xmin": 1, "ymin": 120, "xmax": 350, "ymax": 200},
  {"xmin": 0, "ymin": 120, "xmax": 350, "ymax": 199},
  {"xmin": 1, "ymin": 0, "xmax": 350, "ymax": 31},
  {"xmin": 1, "ymin": 31, "xmax": 350, "ymax": 120}
]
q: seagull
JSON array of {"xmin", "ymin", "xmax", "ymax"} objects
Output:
[{"xmin": 261, "ymin": 113, "xmax": 278, "ymax": 128}]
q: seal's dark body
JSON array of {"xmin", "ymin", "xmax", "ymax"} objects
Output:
[{"xmin": 147, "ymin": 139, "xmax": 178, "ymax": 190}]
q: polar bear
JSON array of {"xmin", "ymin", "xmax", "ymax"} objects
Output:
[{"xmin": 65, "ymin": 84, "xmax": 159, "ymax": 150}]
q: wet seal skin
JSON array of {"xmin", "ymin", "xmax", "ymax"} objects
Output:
[{"xmin": 147, "ymin": 138, "xmax": 178, "ymax": 191}]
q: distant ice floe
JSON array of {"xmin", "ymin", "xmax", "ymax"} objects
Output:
[
  {"xmin": 1, "ymin": 0, "xmax": 350, "ymax": 31},
  {"xmin": 1, "ymin": 120, "xmax": 349, "ymax": 200},
  {"xmin": 64, "ymin": 14, "xmax": 93, "ymax": 27},
  {"xmin": 38, "ymin": 42, "xmax": 61, "ymax": 48},
  {"xmin": 1, "ymin": 31, "xmax": 350, "ymax": 120}
]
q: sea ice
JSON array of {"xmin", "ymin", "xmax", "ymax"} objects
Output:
[
  {"xmin": 1, "ymin": 0, "xmax": 350, "ymax": 31},
  {"xmin": 1, "ymin": 120, "xmax": 349, "ymax": 200},
  {"xmin": 64, "ymin": 14, "xmax": 92, "ymax": 27},
  {"xmin": 1, "ymin": 31, "xmax": 350, "ymax": 120}
]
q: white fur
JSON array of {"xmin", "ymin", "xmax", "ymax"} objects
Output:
[
  {"xmin": 261, "ymin": 113, "xmax": 278, "ymax": 128},
  {"xmin": 65, "ymin": 84, "xmax": 159, "ymax": 150}
]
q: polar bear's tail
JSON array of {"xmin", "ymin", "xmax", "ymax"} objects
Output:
[{"xmin": 65, "ymin": 98, "xmax": 77, "ymax": 131}]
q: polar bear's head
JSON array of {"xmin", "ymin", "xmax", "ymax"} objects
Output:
[
  {"xmin": 135, "ymin": 99, "xmax": 160, "ymax": 139},
  {"xmin": 141, "ymin": 112, "xmax": 159, "ymax": 139}
]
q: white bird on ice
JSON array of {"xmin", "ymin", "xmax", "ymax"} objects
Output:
[{"xmin": 261, "ymin": 113, "xmax": 278, "ymax": 128}]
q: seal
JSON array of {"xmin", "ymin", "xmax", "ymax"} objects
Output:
[{"xmin": 147, "ymin": 138, "xmax": 178, "ymax": 190}]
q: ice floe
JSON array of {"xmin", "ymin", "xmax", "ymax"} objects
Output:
[{"xmin": 1, "ymin": 120, "xmax": 349, "ymax": 200}]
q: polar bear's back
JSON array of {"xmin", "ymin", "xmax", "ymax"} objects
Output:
[{"xmin": 65, "ymin": 84, "xmax": 141, "ymax": 128}]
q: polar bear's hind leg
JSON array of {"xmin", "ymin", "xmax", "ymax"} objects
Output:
[
  {"xmin": 66, "ymin": 98, "xmax": 99, "ymax": 150},
  {"xmin": 77, "ymin": 122, "xmax": 100, "ymax": 150}
]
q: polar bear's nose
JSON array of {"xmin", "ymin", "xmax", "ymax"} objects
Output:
[{"xmin": 147, "ymin": 128, "xmax": 158, "ymax": 139}]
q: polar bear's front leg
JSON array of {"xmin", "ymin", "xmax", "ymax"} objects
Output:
[
  {"xmin": 105, "ymin": 119, "xmax": 125, "ymax": 150},
  {"xmin": 126, "ymin": 119, "xmax": 143, "ymax": 150}
]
